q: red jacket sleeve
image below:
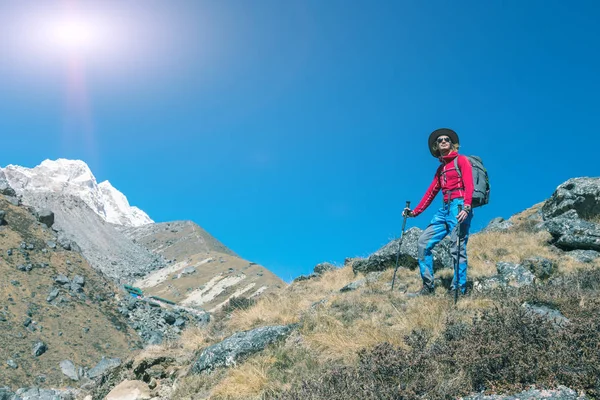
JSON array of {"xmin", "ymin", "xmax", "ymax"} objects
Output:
[
  {"xmin": 457, "ymin": 155, "xmax": 474, "ymax": 207},
  {"xmin": 413, "ymin": 166, "xmax": 442, "ymax": 216}
]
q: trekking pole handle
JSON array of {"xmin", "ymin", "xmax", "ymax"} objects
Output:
[{"xmin": 402, "ymin": 201, "xmax": 411, "ymax": 227}]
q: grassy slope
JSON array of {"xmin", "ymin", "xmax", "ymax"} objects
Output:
[{"xmin": 115, "ymin": 203, "xmax": 600, "ymax": 399}]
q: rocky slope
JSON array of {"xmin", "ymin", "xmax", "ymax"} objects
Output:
[
  {"xmin": 0, "ymin": 160, "xmax": 285, "ymax": 309},
  {"xmin": 0, "ymin": 193, "xmax": 140, "ymax": 391}
]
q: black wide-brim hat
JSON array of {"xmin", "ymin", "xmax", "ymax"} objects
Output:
[{"xmin": 428, "ymin": 128, "xmax": 459, "ymax": 157}]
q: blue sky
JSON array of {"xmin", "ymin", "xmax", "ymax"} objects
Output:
[{"xmin": 0, "ymin": 1, "xmax": 597, "ymax": 281}]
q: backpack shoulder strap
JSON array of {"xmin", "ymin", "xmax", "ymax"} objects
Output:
[{"xmin": 454, "ymin": 156, "xmax": 462, "ymax": 179}]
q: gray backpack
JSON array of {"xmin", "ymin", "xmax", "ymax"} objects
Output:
[{"xmin": 454, "ymin": 155, "xmax": 490, "ymax": 208}]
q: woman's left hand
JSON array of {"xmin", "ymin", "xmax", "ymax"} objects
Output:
[{"xmin": 457, "ymin": 210, "xmax": 469, "ymax": 223}]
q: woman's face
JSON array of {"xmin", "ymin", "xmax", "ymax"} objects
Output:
[{"xmin": 436, "ymin": 135, "xmax": 453, "ymax": 154}]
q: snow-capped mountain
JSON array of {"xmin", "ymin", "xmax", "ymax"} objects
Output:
[{"xmin": 2, "ymin": 159, "xmax": 152, "ymax": 227}]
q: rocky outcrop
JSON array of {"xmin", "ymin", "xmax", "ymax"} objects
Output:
[
  {"xmin": 474, "ymin": 261, "xmax": 536, "ymax": 292},
  {"xmin": 482, "ymin": 217, "xmax": 514, "ymax": 233},
  {"xmin": 541, "ymin": 178, "xmax": 600, "ymax": 220},
  {"xmin": 192, "ymin": 324, "xmax": 296, "ymax": 374},
  {"xmin": 544, "ymin": 216, "xmax": 600, "ymax": 251},
  {"xmin": 313, "ymin": 262, "xmax": 336, "ymax": 275},
  {"xmin": 541, "ymin": 178, "xmax": 600, "ymax": 253},
  {"xmin": 352, "ymin": 227, "xmax": 453, "ymax": 274},
  {"xmin": 117, "ymin": 297, "xmax": 209, "ymax": 345},
  {"xmin": 464, "ymin": 385, "xmax": 587, "ymax": 399}
]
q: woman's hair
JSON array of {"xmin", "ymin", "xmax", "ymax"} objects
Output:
[{"xmin": 432, "ymin": 141, "xmax": 460, "ymax": 156}]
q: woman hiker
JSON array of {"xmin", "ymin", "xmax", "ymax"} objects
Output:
[{"xmin": 403, "ymin": 128, "xmax": 474, "ymax": 296}]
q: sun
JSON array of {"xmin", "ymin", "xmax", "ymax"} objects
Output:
[{"xmin": 46, "ymin": 14, "xmax": 106, "ymax": 55}]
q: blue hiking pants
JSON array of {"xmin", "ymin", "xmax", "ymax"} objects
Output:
[{"xmin": 417, "ymin": 198, "xmax": 473, "ymax": 293}]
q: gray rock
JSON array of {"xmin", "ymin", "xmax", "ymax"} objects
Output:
[
  {"xmin": 32, "ymin": 341, "xmax": 47, "ymax": 357},
  {"xmin": 544, "ymin": 216, "xmax": 600, "ymax": 251},
  {"xmin": 87, "ymin": 357, "xmax": 121, "ymax": 379},
  {"xmin": 313, "ymin": 262, "xmax": 336, "ymax": 275},
  {"xmin": 59, "ymin": 360, "xmax": 79, "ymax": 381},
  {"xmin": 7, "ymin": 359, "xmax": 18, "ymax": 369},
  {"xmin": 174, "ymin": 318, "xmax": 186, "ymax": 327},
  {"xmin": 482, "ymin": 217, "xmax": 514, "ymax": 233},
  {"xmin": 0, "ymin": 387, "xmax": 17, "ymax": 400},
  {"xmin": 542, "ymin": 177, "xmax": 600, "ymax": 221},
  {"xmin": 464, "ymin": 385, "xmax": 587, "ymax": 399},
  {"xmin": 46, "ymin": 241, "xmax": 57, "ymax": 249},
  {"xmin": 163, "ymin": 312, "xmax": 177, "ymax": 325},
  {"xmin": 72, "ymin": 275, "xmax": 85, "ymax": 286},
  {"xmin": 145, "ymin": 331, "xmax": 164, "ymax": 345},
  {"xmin": 57, "ymin": 235, "xmax": 73, "ymax": 251},
  {"xmin": 340, "ymin": 279, "xmax": 366, "ymax": 292},
  {"xmin": 522, "ymin": 302, "xmax": 570, "ymax": 328},
  {"xmin": 366, "ymin": 271, "xmax": 383, "ymax": 283},
  {"xmin": 566, "ymin": 249, "xmax": 600, "ymax": 263},
  {"xmin": 54, "ymin": 274, "xmax": 70, "ymax": 285},
  {"xmin": 37, "ymin": 209, "xmax": 55, "ymax": 228},
  {"xmin": 497, "ymin": 262, "xmax": 535, "ymax": 287},
  {"xmin": 47, "ymin": 287, "xmax": 60, "ymax": 302},
  {"xmin": 192, "ymin": 324, "xmax": 296, "ymax": 373},
  {"xmin": 4, "ymin": 196, "xmax": 20, "ymax": 206},
  {"xmin": 14, "ymin": 387, "xmax": 76, "ymax": 400},
  {"xmin": 0, "ymin": 179, "xmax": 16, "ymax": 196},
  {"xmin": 0, "ymin": 210, "xmax": 6, "ymax": 226},
  {"xmin": 17, "ymin": 264, "xmax": 32, "ymax": 272},
  {"xmin": 70, "ymin": 282, "xmax": 83, "ymax": 293},
  {"xmin": 293, "ymin": 273, "xmax": 319, "ymax": 282},
  {"xmin": 182, "ymin": 266, "xmax": 196, "ymax": 275},
  {"xmin": 521, "ymin": 256, "xmax": 555, "ymax": 280},
  {"xmin": 352, "ymin": 227, "xmax": 454, "ymax": 274}
]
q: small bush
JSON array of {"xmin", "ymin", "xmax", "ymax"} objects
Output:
[{"xmin": 221, "ymin": 296, "xmax": 256, "ymax": 314}]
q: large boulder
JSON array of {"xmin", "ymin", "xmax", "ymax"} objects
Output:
[
  {"xmin": 0, "ymin": 171, "xmax": 16, "ymax": 197},
  {"xmin": 352, "ymin": 227, "xmax": 453, "ymax": 274},
  {"xmin": 192, "ymin": 324, "xmax": 296, "ymax": 374},
  {"xmin": 544, "ymin": 216, "xmax": 600, "ymax": 251},
  {"xmin": 37, "ymin": 209, "xmax": 55, "ymax": 228},
  {"xmin": 542, "ymin": 177, "xmax": 600, "ymax": 220},
  {"xmin": 105, "ymin": 380, "xmax": 151, "ymax": 400}
]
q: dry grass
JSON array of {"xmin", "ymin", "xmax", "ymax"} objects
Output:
[
  {"xmin": 209, "ymin": 356, "xmax": 279, "ymax": 400},
  {"xmin": 226, "ymin": 267, "xmax": 355, "ymax": 332}
]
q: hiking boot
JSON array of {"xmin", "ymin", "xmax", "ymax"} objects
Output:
[{"xmin": 407, "ymin": 285, "xmax": 435, "ymax": 298}]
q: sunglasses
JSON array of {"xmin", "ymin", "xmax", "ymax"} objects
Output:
[{"xmin": 436, "ymin": 137, "xmax": 452, "ymax": 143}]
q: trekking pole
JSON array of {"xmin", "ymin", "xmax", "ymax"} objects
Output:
[
  {"xmin": 454, "ymin": 205, "xmax": 462, "ymax": 305},
  {"xmin": 391, "ymin": 201, "xmax": 411, "ymax": 292}
]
